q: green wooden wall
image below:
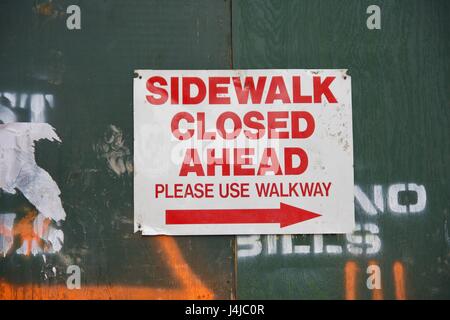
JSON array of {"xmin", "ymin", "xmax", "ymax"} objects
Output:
[
  {"xmin": 234, "ymin": 0, "xmax": 449, "ymax": 299},
  {"xmin": 0, "ymin": 0, "xmax": 448, "ymax": 300},
  {"xmin": 0, "ymin": 0, "xmax": 235, "ymax": 299}
]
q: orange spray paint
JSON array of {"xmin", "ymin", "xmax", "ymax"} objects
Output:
[
  {"xmin": 0, "ymin": 236, "xmax": 214, "ymax": 300},
  {"xmin": 393, "ymin": 261, "xmax": 406, "ymax": 300},
  {"xmin": 344, "ymin": 261, "xmax": 359, "ymax": 300}
]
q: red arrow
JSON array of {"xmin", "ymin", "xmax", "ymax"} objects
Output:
[{"xmin": 166, "ymin": 202, "xmax": 321, "ymax": 228}]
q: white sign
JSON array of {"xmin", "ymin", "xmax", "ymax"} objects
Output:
[{"xmin": 134, "ymin": 69, "xmax": 354, "ymax": 235}]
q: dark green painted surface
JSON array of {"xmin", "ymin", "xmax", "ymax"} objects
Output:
[
  {"xmin": 0, "ymin": 0, "xmax": 234, "ymax": 299},
  {"xmin": 234, "ymin": 0, "xmax": 449, "ymax": 299},
  {"xmin": 0, "ymin": 0, "xmax": 449, "ymax": 300}
]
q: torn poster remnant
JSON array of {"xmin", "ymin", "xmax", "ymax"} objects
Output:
[{"xmin": 0, "ymin": 122, "xmax": 66, "ymax": 222}]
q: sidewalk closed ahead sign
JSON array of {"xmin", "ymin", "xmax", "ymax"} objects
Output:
[{"xmin": 134, "ymin": 69, "xmax": 354, "ymax": 235}]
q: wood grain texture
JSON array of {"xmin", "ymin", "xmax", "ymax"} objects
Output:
[
  {"xmin": 234, "ymin": 0, "xmax": 449, "ymax": 299},
  {"xmin": 0, "ymin": 0, "xmax": 235, "ymax": 299}
]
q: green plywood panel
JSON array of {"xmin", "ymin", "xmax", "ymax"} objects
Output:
[
  {"xmin": 0, "ymin": 0, "xmax": 234, "ymax": 299},
  {"xmin": 233, "ymin": 0, "xmax": 449, "ymax": 299}
]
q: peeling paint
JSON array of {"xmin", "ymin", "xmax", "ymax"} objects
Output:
[{"xmin": 0, "ymin": 123, "xmax": 66, "ymax": 222}]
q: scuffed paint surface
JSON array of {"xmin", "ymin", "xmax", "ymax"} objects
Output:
[{"xmin": 93, "ymin": 125, "xmax": 133, "ymax": 177}]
